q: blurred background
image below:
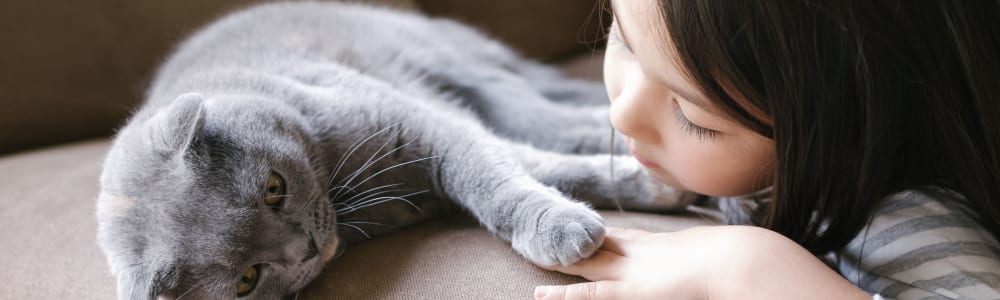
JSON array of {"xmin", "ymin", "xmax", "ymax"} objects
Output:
[{"xmin": 0, "ymin": 0, "xmax": 610, "ymax": 155}]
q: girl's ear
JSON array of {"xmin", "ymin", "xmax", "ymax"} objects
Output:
[{"xmin": 144, "ymin": 93, "xmax": 205, "ymax": 155}]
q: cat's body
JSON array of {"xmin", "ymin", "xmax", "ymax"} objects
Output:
[{"xmin": 97, "ymin": 2, "xmax": 688, "ymax": 299}]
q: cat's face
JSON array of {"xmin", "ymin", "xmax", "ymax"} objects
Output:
[{"xmin": 97, "ymin": 94, "xmax": 340, "ymax": 299}]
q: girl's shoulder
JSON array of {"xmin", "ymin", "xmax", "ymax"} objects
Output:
[{"xmin": 831, "ymin": 189, "xmax": 1000, "ymax": 299}]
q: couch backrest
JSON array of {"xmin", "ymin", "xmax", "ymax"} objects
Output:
[{"xmin": 0, "ymin": 0, "xmax": 605, "ymax": 155}]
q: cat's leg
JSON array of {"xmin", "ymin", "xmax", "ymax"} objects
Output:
[
  {"xmin": 395, "ymin": 21, "xmax": 621, "ymax": 155},
  {"xmin": 429, "ymin": 130, "xmax": 606, "ymax": 266},
  {"xmin": 427, "ymin": 18, "xmax": 610, "ymax": 107},
  {"xmin": 334, "ymin": 94, "xmax": 607, "ymax": 266},
  {"xmin": 423, "ymin": 66, "xmax": 626, "ymax": 155},
  {"xmin": 509, "ymin": 59, "xmax": 613, "ymax": 107},
  {"xmin": 508, "ymin": 142, "xmax": 696, "ymax": 212}
]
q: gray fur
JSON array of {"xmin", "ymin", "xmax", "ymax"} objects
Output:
[{"xmin": 96, "ymin": 2, "xmax": 691, "ymax": 299}]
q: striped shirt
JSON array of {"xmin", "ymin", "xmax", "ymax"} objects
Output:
[{"xmin": 827, "ymin": 190, "xmax": 1000, "ymax": 299}]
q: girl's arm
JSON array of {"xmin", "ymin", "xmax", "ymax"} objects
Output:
[{"xmin": 534, "ymin": 226, "xmax": 871, "ymax": 300}]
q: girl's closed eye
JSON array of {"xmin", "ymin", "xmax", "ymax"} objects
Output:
[{"xmin": 672, "ymin": 99, "xmax": 720, "ymax": 141}]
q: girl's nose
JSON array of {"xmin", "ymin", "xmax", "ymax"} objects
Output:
[{"xmin": 609, "ymin": 73, "xmax": 660, "ymax": 144}]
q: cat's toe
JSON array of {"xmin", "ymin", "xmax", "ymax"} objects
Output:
[{"xmin": 512, "ymin": 202, "xmax": 605, "ymax": 266}]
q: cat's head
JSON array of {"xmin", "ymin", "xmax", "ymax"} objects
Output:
[{"xmin": 97, "ymin": 93, "xmax": 339, "ymax": 299}]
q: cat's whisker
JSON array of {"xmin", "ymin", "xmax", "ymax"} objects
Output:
[
  {"xmin": 334, "ymin": 187, "xmax": 410, "ymax": 211},
  {"xmin": 344, "ymin": 155, "xmax": 441, "ymax": 193},
  {"xmin": 294, "ymin": 195, "xmax": 320, "ymax": 212},
  {"xmin": 336, "ymin": 197, "xmax": 418, "ymax": 215},
  {"xmin": 338, "ymin": 223, "xmax": 371, "ymax": 239},
  {"xmin": 329, "ymin": 138, "xmax": 393, "ymax": 201},
  {"xmin": 331, "ymin": 123, "xmax": 400, "ymax": 182},
  {"xmin": 342, "ymin": 188, "xmax": 407, "ymax": 206},
  {"xmin": 336, "ymin": 190, "xmax": 427, "ymax": 215},
  {"xmin": 341, "ymin": 221, "xmax": 391, "ymax": 227},
  {"xmin": 263, "ymin": 193, "xmax": 314, "ymax": 212},
  {"xmin": 327, "ymin": 136, "xmax": 369, "ymax": 187},
  {"xmin": 329, "ymin": 150, "xmax": 393, "ymax": 200},
  {"xmin": 176, "ymin": 287, "xmax": 195, "ymax": 300},
  {"xmin": 340, "ymin": 183, "xmax": 405, "ymax": 204},
  {"xmin": 327, "ymin": 184, "xmax": 362, "ymax": 199},
  {"xmin": 175, "ymin": 280, "xmax": 209, "ymax": 300},
  {"xmin": 350, "ymin": 190, "xmax": 428, "ymax": 209},
  {"xmin": 337, "ymin": 191, "xmax": 419, "ymax": 214},
  {"xmin": 328, "ymin": 123, "xmax": 400, "ymax": 188},
  {"xmin": 327, "ymin": 123, "xmax": 401, "ymax": 188},
  {"xmin": 330, "ymin": 140, "xmax": 414, "ymax": 201}
]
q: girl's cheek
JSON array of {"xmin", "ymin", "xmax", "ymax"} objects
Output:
[
  {"xmin": 667, "ymin": 142, "xmax": 773, "ymax": 197},
  {"xmin": 660, "ymin": 137, "xmax": 707, "ymax": 191},
  {"xmin": 660, "ymin": 140, "xmax": 731, "ymax": 196},
  {"xmin": 603, "ymin": 51, "xmax": 622, "ymax": 102}
]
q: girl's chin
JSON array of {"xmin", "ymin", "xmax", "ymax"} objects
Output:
[
  {"xmin": 643, "ymin": 166, "xmax": 684, "ymax": 189},
  {"xmin": 642, "ymin": 167, "xmax": 732, "ymax": 197}
]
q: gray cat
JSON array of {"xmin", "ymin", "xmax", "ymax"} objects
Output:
[{"xmin": 96, "ymin": 2, "xmax": 689, "ymax": 299}]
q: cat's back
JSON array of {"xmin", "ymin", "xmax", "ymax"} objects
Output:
[
  {"xmin": 151, "ymin": 2, "xmax": 463, "ymax": 92},
  {"xmin": 139, "ymin": 1, "xmax": 513, "ymax": 128}
]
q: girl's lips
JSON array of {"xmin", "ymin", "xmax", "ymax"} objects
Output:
[{"xmin": 631, "ymin": 151, "xmax": 662, "ymax": 169}]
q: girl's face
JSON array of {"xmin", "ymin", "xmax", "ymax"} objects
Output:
[{"xmin": 604, "ymin": 0, "xmax": 776, "ymax": 197}]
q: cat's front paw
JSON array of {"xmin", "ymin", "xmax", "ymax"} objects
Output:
[{"xmin": 512, "ymin": 201, "xmax": 605, "ymax": 266}]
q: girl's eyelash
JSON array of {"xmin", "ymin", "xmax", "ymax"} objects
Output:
[{"xmin": 672, "ymin": 100, "xmax": 720, "ymax": 141}]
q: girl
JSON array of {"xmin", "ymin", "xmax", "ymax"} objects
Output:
[{"xmin": 535, "ymin": 1, "xmax": 1000, "ymax": 299}]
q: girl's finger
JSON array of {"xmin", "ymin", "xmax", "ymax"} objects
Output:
[
  {"xmin": 606, "ymin": 226, "xmax": 653, "ymax": 241},
  {"xmin": 599, "ymin": 235, "xmax": 626, "ymax": 256},
  {"xmin": 535, "ymin": 249, "xmax": 626, "ymax": 281},
  {"xmin": 601, "ymin": 227, "xmax": 656, "ymax": 256}
]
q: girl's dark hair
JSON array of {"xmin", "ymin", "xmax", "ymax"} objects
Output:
[{"xmin": 659, "ymin": 1, "xmax": 1000, "ymax": 253}]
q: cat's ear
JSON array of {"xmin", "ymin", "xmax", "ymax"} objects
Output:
[
  {"xmin": 146, "ymin": 93, "xmax": 205, "ymax": 154},
  {"xmin": 116, "ymin": 268, "xmax": 154, "ymax": 300},
  {"xmin": 116, "ymin": 267, "xmax": 173, "ymax": 300}
]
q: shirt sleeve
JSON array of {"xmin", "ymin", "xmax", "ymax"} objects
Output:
[{"xmin": 830, "ymin": 190, "xmax": 1000, "ymax": 299}]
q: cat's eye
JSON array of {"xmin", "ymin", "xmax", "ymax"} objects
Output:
[
  {"xmin": 236, "ymin": 264, "xmax": 260, "ymax": 297},
  {"xmin": 264, "ymin": 171, "xmax": 286, "ymax": 207}
]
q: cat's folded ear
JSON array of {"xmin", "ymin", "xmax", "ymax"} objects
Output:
[
  {"xmin": 146, "ymin": 93, "xmax": 206, "ymax": 154},
  {"xmin": 116, "ymin": 268, "xmax": 156, "ymax": 300},
  {"xmin": 115, "ymin": 266, "xmax": 175, "ymax": 300}
]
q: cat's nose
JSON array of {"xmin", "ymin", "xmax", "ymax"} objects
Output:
[{"xmin": 301, "ymin": 238, "xmax": 319, "ymax": 263}]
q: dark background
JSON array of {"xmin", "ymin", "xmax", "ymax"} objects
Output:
[{"xmin": 0, "ymin": 0, "xmax": 609, "ymax": 155}]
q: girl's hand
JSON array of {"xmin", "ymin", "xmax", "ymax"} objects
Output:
[
  {"xmin": 532, "ymin": 226, "xmax": 749, "ymax": 300},
  {"xmin": 533, "ymin": 226, "xmax": 870, "ymax": 300}
]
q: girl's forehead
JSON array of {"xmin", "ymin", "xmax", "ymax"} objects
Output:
[{"xmin": 611, "ymin": 0, "xmax": 717, "ymax": 113}]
